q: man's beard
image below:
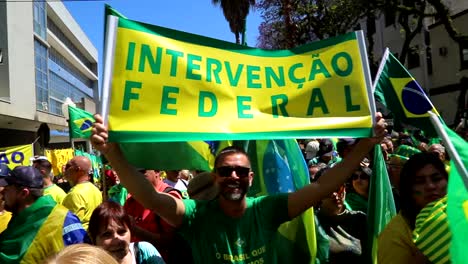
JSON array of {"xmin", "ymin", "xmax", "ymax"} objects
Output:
[{"xmin": 219, "ymin": 180, "xmax": 249, "ymax": 201}]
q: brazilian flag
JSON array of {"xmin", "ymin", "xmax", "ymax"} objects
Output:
[
  {"xmin": 68, "ymin": 106, "xmax": 95, "ymax": 139},
  {"xmin": 239, "ymin": 139, "xmax": 317, "ymax": 264},
  {"xmin": 373, "ymin": 49, "xmax": 441, "ymax": 137}
]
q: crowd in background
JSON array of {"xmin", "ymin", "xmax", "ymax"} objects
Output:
[{"xmin": 0, "ymin": 118, "xmax": 466, "ymax": 263}]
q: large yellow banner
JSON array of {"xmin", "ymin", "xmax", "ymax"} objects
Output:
[
  {"xmin": 106, "ymin": 16, "xmax": 374, "ymax": 142},
  {"xmin": 0, "ymin": 144, "xmax": 34, "ymax": 169}
]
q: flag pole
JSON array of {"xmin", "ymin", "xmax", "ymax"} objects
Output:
[
  {"xmin": 428, "ymin": 111, "xmax": 468, "ymax": 190},
  {"xmin": 101, "ymin": 14, "xmax": 119, "ymax": 126}
]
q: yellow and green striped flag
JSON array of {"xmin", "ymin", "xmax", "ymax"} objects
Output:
[{"xmin": 413, "ymin": 196, "xmax": 450, "ymax": 264}]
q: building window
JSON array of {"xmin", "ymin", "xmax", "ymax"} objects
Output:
[
  {"xmin": 49, "ymin": 49, "xmax": 95, "ymax": 97},
  {"xmin": 34, "ymin": 40, "xmax": 49, "ymax": 111},
  {"xmin": 461, "ymin": 41, "xmax": 468, "ymax": 70},
  {"xmin": 49, "ymin": 72, "xmax": 90, "ymax": 116},
  {"xmin": 33, "ymin": 1, "xmax": 47, "ymax": 39},
  {"xmin": 408, "ymin": 45, "xmax": 420, "ymax": 69},
  {"xmin": 47, "ymin": 18, "xmax": 97, "ymax": 74}
]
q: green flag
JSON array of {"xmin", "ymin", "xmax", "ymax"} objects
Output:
[
  {"xmin": 368, "ymin": 146, "xmax": 397, "ymax": 263},
  {"xmin": 118, "ymin": 141, "xmax": 229, "ymax": 171},
  {"xmin": 374, "ymin": 49, "xmax": 441, "ymax": 137},
  {"xmin": 428, "ymin": 112, "xmax": 468, "ymax": 264},
  {"xmin": 68, "ymin": 106, "xmax": 95, "ymax": 139},
  {"xmin": 445, "ymin": 126, "xmax": 468, "ymax": 264}
]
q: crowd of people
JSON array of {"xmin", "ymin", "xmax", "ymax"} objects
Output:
[{"xmin": 0, "ymin": 112, "xmax": 465, "ymax": 263}]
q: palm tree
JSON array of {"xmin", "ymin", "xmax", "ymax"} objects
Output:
[{"xmin": 212, "ymin": 0, "xmax": 255, "ymax": 45}]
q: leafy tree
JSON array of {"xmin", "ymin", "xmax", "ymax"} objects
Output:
[
  {"xmin": 212, "ymin": 0, "xmax": 256, "ymax": 44},
  {"xmin": 257, "ymin": 0, "xmax": 468, "ymax": 70},
  {"xmin": 257, "ymin": 0, "xmax": 369, "ymax": 49}
]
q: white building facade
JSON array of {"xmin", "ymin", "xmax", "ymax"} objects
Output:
[{"xmin": 0, "ymin": 1, "xmax": 98, "ymax": 147}]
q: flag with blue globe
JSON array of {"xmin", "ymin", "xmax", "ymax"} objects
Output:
[
  {"xmin": 68, "ymin": 106, "xmax": 95, "ymax": 139},
  {"xmin": 373, "ymin": 48, "xmax": 441, "ymax": 137}
]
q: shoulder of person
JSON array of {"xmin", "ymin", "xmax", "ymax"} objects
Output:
[
  {"xmin": 167, "ymin": 189, "xmax": 183, "ymax": 199},
  {"xmin": 249, "ymin": 193, "xmax": 288, "ymax": 206},
  {"xmin": 135, "ymin": 241, "xmax": 165, "ymax": 262},
  {"xmin": 136, "ymin": 241, "xmax": 157, "ymax": 251},
  {"xmin": 63, "ymin": 190, "xmax": 84, "ymax": 200},
  {"xmin": 179, "ymin": 179, "xmax": 188, "ymax": 185},
  {"xmin": 344, "ymin": 209, "xmax": 367, "ymax": 218},
  {"xmin": 162, "ymin": 185, "xmax": 183, "ymax": 199}
]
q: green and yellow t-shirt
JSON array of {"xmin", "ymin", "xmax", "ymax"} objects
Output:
[
  {"xmin": 44, "ymin": 184, "xmax": 67, "ymax": 204},
  {"xmin": 62, "ymin": 182, "xmax": 102, "ymax": 230}
]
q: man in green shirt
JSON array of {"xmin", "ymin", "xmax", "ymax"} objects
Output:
[{"xmin": 90, "ymin": 113, "xmax": 387, "ymax": 264}]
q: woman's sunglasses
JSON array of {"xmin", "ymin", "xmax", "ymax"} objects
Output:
[{"xmin": 352, "ymin": 173, "xmax": 369, "ymax": 180}]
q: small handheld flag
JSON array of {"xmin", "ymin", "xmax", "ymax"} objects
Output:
[
  {"xmin": 374, "ymin": 49, "xmax": 440, "ymax": 136},
  {"xmin": 68, "ymin": 106, "xmax": 95, "ymax": 139}
]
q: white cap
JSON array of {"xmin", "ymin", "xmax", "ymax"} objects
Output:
[{"xmin": 30, "ymin": 155, "xmax": 48, "ymax": 162}]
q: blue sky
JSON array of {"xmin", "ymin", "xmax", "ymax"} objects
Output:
[{"xmin": 65, "ymin": 0, "xmax": 262, "ymax": 71}]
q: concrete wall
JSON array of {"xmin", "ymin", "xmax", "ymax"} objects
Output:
[
  {"xmin": 47, "ymin": 2, "xmax": 97, "ymax": 63},
  {"xmin": 0, "ymin": 1, "xmax": 98, "ymax": 133},
  {"xmin": 428, "ymin": 13, "xmax": 468, "ymax": 88},
  {"xmin": 0, "ymin": 2, "xmax": 36, "ymax": 121},
  {"xmin": 0, "ymin": 1, "xmax": 9, "ymax": 100},
  {"xmin": 431, "ymin": 92, "xmax": 461, "ymax": 124}
]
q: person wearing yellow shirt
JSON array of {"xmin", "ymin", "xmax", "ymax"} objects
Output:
[
  {"xmin": 62, "ymin": 156, "xmax": 102, "ymax": 230},
  {"xmin": 0, "ymin": 164, "xmax": 12, "ymax": 234},
  {"xmin": 378, "ymin": 153, "xmax": 447, "ymax": 263},
  {"xmin": 33, "ymin": 158, "xmax": 67, "ymax": 204},
  {"xmin": 43, "ymin": 182, "xmax": 67, "ymax": 204},
  {"xmin": 0, "ymin": 209, "xmax": 11, "ymax": 234}
]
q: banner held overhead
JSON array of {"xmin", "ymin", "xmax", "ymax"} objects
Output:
[{"xmin": 103, "ymin": 8, "xmax": 375, "ymax": 142}]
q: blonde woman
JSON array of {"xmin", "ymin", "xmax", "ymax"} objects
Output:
[{"xmin": 45, "ymin": 244, "xmax": 118, "ymax": 264}]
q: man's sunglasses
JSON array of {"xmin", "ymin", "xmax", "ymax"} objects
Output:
[{"xmin": 215, "ymin": 166, "xmax": 250, "ymax": 178}]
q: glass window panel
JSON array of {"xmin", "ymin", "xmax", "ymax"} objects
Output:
[
  {"xmin": 42, "ymin": 59, "xmax": 47, "ymax": 70},
  {"xmin": 37, "ymin": 70, "xmax": 42, "ymax": 84}
]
